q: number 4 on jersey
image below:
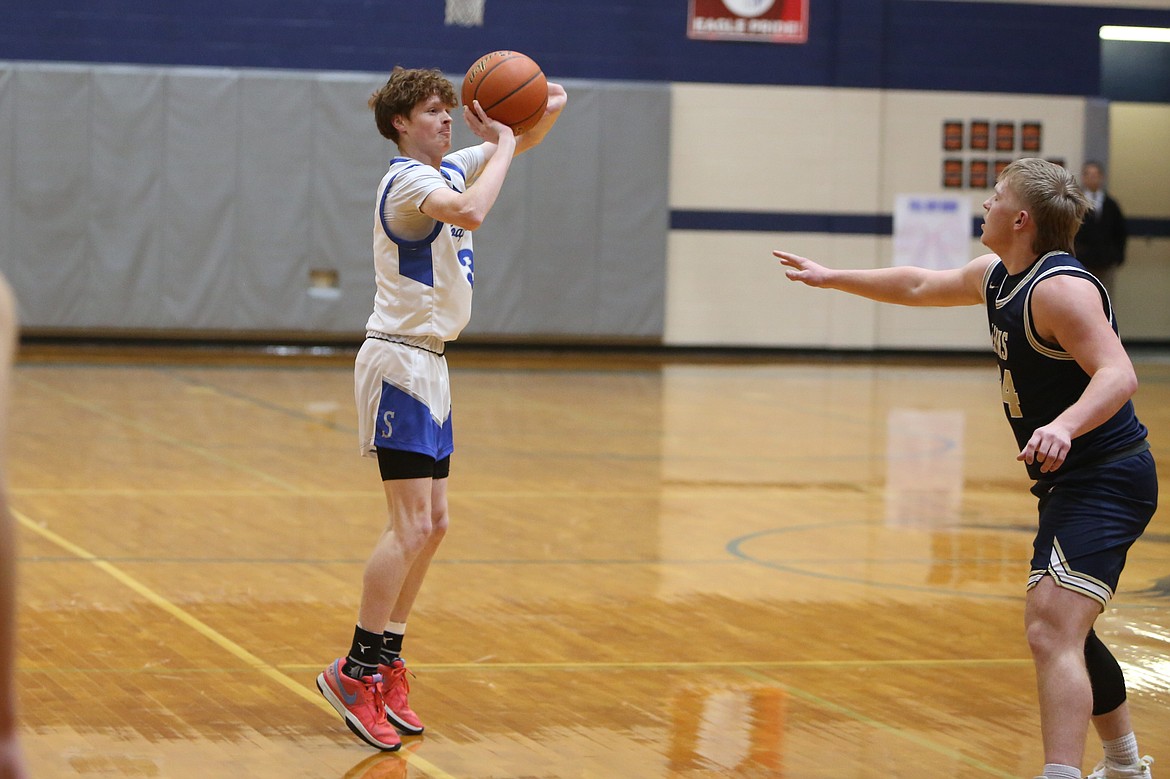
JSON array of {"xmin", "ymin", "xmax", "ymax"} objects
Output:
[{"xmin": 1000, "ymin": 368, "xmax": 1022, "ymax": 418}]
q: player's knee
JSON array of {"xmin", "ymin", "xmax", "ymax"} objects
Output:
[
  {"xmin": 1025, "ymin": 620, "xmax": 1054, "ymax": 660},
  {"xmin": 388, "ymin": 506, "xmax": 438, "ymax": 556},
  {"xmin": 410, "ymin": 517, "xmax": 442, "ymax": 552},
  {"xmin": 1024, "ymin": 579, "xmax": 1095, "ymax": 660},
  {"xmin": 1024, "ymin": 609, "xmax": 1070, "ymax": 661},
  {"xmin": 430, "ymin": 510, "xmax": 449, "ymax": 542},
  {"xmin": 1084, "ymin": 628, "xmax": 1128, "ymax": 716}
]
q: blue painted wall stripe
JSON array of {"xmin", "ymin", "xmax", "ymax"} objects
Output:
[
  {"xmin": 671, "ymin": 210, "xmax": 893, "ymax": 235},
  {"xmin": 1129, "ymin": 218, "xmax": 1170, "ymax": 238},
  {"xmin": 671, "ymin": 210, "xmax": 1170, "ymax": 239}
]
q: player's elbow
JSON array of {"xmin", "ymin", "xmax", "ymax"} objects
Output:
[
  {"xmin": 1121, "ymin": 369, "xmax": 1139, "ymax": 400},
  {"xmin": 458, "ymin": 212, "xmax": 486, "ymax": 231},
  {"xmin": 447, "ymin": 205, "xmax": 487, "ymax": 231},
  {"xmin": 1104, "ymin": 363, "xmax": 1140, "ymax": 402}
]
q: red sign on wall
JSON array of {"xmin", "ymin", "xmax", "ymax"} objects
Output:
[{"xmin": 688, "ymin": 0, "xmax": 809, "ymax": 44}]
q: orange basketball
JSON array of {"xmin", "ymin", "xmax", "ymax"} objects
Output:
[{"xmin": 461, "ymin": 51, "xmax": 548, "ymax": 136}]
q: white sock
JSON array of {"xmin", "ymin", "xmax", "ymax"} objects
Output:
[
  {"xmin": 1043, "ymin": 764, "xmax": 1080, "ymax": 779},
  {"xmin": 1102, "ymin": 732, "xmax": 1141, "ymax": 765}
]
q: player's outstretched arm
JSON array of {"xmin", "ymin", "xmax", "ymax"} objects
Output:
[
  {"xmin": 774, "ymin": 249, "xmax": 993, "ymax": 308},
  {"xmin": 515, "ymin": 82, "xmax": 566, "ymax": 156}
]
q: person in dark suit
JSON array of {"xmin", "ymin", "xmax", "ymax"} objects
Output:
[{"xmin": 1074, "ymin": 161, "xmax": 1128, "ymax": 294}]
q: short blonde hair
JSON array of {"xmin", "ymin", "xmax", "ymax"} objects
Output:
[{"xmin": 998, "ymin": 158, "xmax": 1090, "ymax": 255}]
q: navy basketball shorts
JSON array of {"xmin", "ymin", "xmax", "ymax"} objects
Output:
[{"xmin": 1027, "ymin": 450, "xmax": 1157, "ymax": 609}]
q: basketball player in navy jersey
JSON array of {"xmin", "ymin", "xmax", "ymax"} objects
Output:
[
  {"xmin": 317, "ymin": 67, "xmax": 566, "ymax": 751},
  {"xmin": 774, "ymin": 158, "xmax": 1155, "ymax": 779}
]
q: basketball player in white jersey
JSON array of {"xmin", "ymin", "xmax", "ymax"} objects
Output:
[{"xmin": 317, "ymin": 66, "xmax": 565, "ymax": 751}]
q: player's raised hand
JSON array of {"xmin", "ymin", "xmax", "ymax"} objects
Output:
[
  {"xmin": 544, "ymin": 82, "xmax": 567, "ymax": 115},
  {"xmin": 464, "ymin": 99, "xmax": 513, "ymax": 145},
  {"xmin": 774, "ymin": 250, "xmax": 832, "ymax": 288}
]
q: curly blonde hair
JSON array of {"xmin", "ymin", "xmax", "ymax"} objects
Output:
[{"xmin": 368, "ymin": 66, "xmax": 458, "ymax": 143}]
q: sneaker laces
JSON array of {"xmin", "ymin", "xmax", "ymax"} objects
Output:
[
  {"xmin": 365, "ymin": 673, "xmax": 390, "ymax": 719},
  {"xmin": 383, "ymin": 664, "xmax": 414, "ymax": 706}
]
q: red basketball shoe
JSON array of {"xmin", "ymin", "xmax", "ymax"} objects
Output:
[
  {"xmin": 317, "ymin": 658, "xmax": 402, "ymax": 751},
  {"xmin": 379, "ymin": 659, "xmax": 424, "ymax": 735}
]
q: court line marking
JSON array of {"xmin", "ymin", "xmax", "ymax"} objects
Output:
[
  {"xmin": 269, "ymin": 657, "xmax": 1020, "ymax": 776},
  {"xmin": 299, "ymin": 660, "xmax": 1023, "ymax": 777},
  {"xmin": 13, "ymin": 501, "xmax": 1025, "ymax": 777},
  {"xmin": 727, "ymin": 521, "xmax": 1023, "ymax": 602},
  {"xmin": 13, "ymin": 508, "xmax": 456, "ymax": 779},
  {"xmin": 277, "ymin": 658, "xmax": 1032, "ymax": 672},
  {"xmin": 735, "ymin": 667, "xmax": 1017, "ymax": 778},
  {"xmin": 16, "ymin": 375, "xmax": 300, "ymax": 492},
  {"xmin": 12, "ymin": 366, "xmax": 1040, "ymax": 776}
]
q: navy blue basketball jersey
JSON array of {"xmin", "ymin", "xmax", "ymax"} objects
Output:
[{"xmin": 983, "ymin": 251, "xmax": 1148, "ymax": 480}]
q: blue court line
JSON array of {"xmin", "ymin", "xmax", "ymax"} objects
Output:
[{"xmin": 726, "ymin": 520, "xmax": 1020, "ymax": 602}]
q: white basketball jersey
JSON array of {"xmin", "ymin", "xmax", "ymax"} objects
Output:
[{"xmin": 364, "ymin": 146, "xmax": 486, "ymax": 341}]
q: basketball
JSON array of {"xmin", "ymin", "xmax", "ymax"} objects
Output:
[{"xmin": 461, "ymin": 51, "xmax": 548, "ymax": 136}]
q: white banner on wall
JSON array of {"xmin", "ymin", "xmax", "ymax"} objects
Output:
[{"xmin": 892, "ymin": 194, "xmax": 972, "ymax": 270}]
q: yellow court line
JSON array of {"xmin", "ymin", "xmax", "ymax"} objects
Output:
[
  {"xmin": 14, "ymin": 509, "xmax": 456, "ymax": 779},
  {"xmin": 278, "ymin": 658, "xmax": 1033, "ymax": 673},
  {"xmin": 11, "ymin": 488, "xmax": 380, "ymax": 498},
  {"xmin": 735, "ymin": 667, "xmax": 1018, "ymax": 779},
  {"xmin": 10, "ymin": 487, "xmax": 672, "ymax": 499}
]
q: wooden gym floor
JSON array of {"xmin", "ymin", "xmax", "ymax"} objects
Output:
[{"xmin": 8, "ymin": 344, "xmax": 1170, "ymax": 778}]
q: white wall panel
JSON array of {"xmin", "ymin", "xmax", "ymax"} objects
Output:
[
  {"xmin": 1115, "ymin": 239, "xmax": 1170, "ymax": 341},
  {"xmin": 665, "ymin": 231, "xmax": 882, "ymax": 348},
  {"xmin": 879, "ymin": 89, "xmax": 1087, "ymax": 216},
  {"xmin": 1110, "ymin": 102, "xmax": 1170, "ymax": 216},
  {"xmin": 670, "ymin": 84, "xmax": 883, "ymax": 213},
  {"xmin": 1098, "ymin": 103, "xmax": 1170, "ymax": 342}
]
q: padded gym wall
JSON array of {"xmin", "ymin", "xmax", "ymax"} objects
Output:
[{"xmin": 0, "ymin": 63, "xmax": 668, "ymax": 339}]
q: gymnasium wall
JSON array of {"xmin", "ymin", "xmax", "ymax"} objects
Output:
[
  {"xmin": 666, "ymin": 85, "xmax": 1094, "ymax": 350},
  {"xmin": 0, "ymin": 64, "xmax": 668, "ymax": 339},
  {"xmin": 2, "ymin": 0, "xmax": 1169, "ymax": 348},
  {"xmin": 1109, "ymin": 102, "xmax": 1170, "ymax": 342}
]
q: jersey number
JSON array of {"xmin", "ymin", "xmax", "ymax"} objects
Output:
[
  {"xmin": 1000, "ymin": 369, "xmax": 1022, "ymax": 418},
  {"xmin": 458, "ymin": 249, "xmax": 474, "ymax": 287}
]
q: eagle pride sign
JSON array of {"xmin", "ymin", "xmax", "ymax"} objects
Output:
[{"xmin": 687, "ymin": 0, "xmax": 809, "ymax": 43}]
